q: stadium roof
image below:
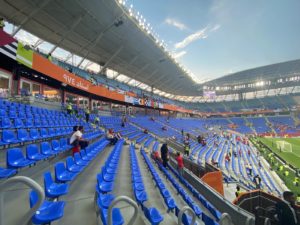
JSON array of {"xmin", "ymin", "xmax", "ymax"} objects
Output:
[
  {"xmin": 202, "ymin": 59, "xmax": 300, "ymax": 87},
  {"xmin": 0, "ymin": 0, "xmax": 200, "ymax": 96}
]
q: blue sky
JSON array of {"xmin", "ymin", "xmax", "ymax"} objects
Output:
[{"xmin": 129, "ymin": 0, "xmax": 300, "ymax": 81}]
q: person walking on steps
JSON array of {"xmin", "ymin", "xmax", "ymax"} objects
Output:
[{"xmin": 160, "ymin": 143, "xmax": 169, "ymax": 168}]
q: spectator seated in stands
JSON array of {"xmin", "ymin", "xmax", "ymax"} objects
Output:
[
  {"xmin": 70, "ymin": 126, "xmax": 80, "ymax": 155},
  {"xmin": 225, "ymin": 153, "xmax": 230, "ymax": 163},
  {"xmin": 114, "ymin": 132, "xmax": 122, "ymax": 140},
  {"xmin": 162, "ymin": 126, "xmax": 167, "ymax": 131},
  {"xmin": 106, "ymin": 128, "xmax": 118, "ymax": 145},
  {"xmin": 144, "ymin": 129, "xmax": 149, "ymax": 134},
  {"xmin": 70, "ymin": 126, "xmax": 89, "ymax": 151},
  {"xmin": 152, "ymin": 150, "xmax": 160, "ymax": 161}
]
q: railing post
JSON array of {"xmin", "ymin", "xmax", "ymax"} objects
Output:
[
  {"xmin": 0, "ymin": 176, "xmax": 44, "ymax": 225},
  {"xmin": 107, "ymin": 196, "xmax": 138, "ymax": 225},
  {"xmin": 219, "ymin": 212, "xmax": 233, "ymax": 225},
  {"xmin": 178, "ymin": 206, "xmax": 196, "ymax": 225}
]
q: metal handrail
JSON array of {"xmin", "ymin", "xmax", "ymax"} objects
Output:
[
  {"xmin": 0, "ymin": 176, "xmax": 44, "ymax": 225},
  {"xmin": 178, "ymin": 206, "xmax": 196, "ymax": 225},
  {"xmin": 219, "ymin": 213, "xmax": 233, "ymax": 225},
  {"xmin": 107, "ymin": 196, "xmax": 138, "ymax": 225},
  {"xmin": 245, "ymin": 216, "xmax": 255, "ymax": 225}
]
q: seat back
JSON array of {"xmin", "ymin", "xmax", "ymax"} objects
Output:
[
  {"xmin": 52, "ymin": 140, "xmax": 60, "ymax": 150},
  {"xmin": 7, "ymin": 148, "xmax": 24, "ymax": 166},
  {"xmin": 1, "ymin": 117, "xmax": 11, "ymax": 128},
  {"xmin": 41, "ymin": 142, "xmax": 51, "ymax": 153},
  {"xmin": 60, "ymin": 138, "xmax": 67, "ymax": 147},
  {"xmin": 29, "ymin": 190, "xmax": 38, "ymax": 208},
  {"xmin": 18, "ymin": 129, "xmax": 29, "ymax": 140},
  {"xmin": 55, "ymin": 162, "xmax": 66, "ymax": 175},
  {"xmin": 40, "ymin": 128, "xmax": 48, "ymax": 137},
  {"xmin": 26, "ymin": 144, "xmax": 39, "ymax": 158},
  {"xmin": 30, "ymin": 129, "xmax": 39, "ymax": 138},
  {"xmin": 44, "ymin": 171, "xmax": 54, "ymax": 189},
  {"xmin": 3, "ymin": 130, "xmax": 16, "ymax": 142},
  {"xmin": 66, "ymin": 156, "xmax": 74, "ymax": 168},
  {"xmin": 14, "ymin": 118, "xmax": 24, "ymax": 128}
]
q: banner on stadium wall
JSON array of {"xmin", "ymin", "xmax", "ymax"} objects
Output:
[
  {"xmin": 125, "ymin": 95, "xmax": 134, "ymax": 104},
  {"xmin": 16, "ymin": 42, "xmax": 33, "ymax": 68}
]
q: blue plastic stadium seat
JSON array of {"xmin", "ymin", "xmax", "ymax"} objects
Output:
[
  {"xmin": 18, "ymin": 111, "xmax": 26, "ymax": 119},
  {"xmin": 7, "ymin": 148, "xmax": 35, "ymax": 169},
  {"xmin": 26, "ymin": 144, "xmax": 48, "ymax": 161},
  {"xmin": 25, "ymin": 119, "xmax": 34, "ymax": 128},
  {"xmin": 143, "ymin": 207, "xmax": 164, "ymax": 225},
  {"xmin": 29, "ymin": 190, "xmax": 65, "ymax": 224},
  {"xmin": 2, "ymin": 130, "xmax": 18, "ymax": 144},
  {"xmin": 97, "ymin": 173, "xmax": 113, "ymax": 193},
  {"xmin": 18, "ymin": 129, "xmax": 31, "ymax": 142},
  {"xmin": 34, "ymin": 120, "xmax": 41, "ymax": 127},
  {"xmin": 100, "ymin": 207, "xmax": 124, "ymax": 225},
  {"xmin": 41, "ymin": 142, "xmax": 56, "ymax": 156},
  {"xmin": 14, "ymin": 118, "xmax": 24, "ymax": 128},
  {"xmin": 8, "ymin": 110, "xmax": 17, "ymax": 119},
  {"xmin": 40, "ymin": 128, "xmax": 49, "ymax": 138},
  {"xmin": 44, "ymin": 171, "xmax": 69, "ymax": 198},
  {"xmin": 60, "ymin": 138, "xmax": 71, "ymax": 151},
  {"xmin": 51, "ymin": 140, "xmax": 63, "ymax": 152},
  {"xmin": 97, "ymin": 192, "xmax": 115, "ymax": 209},
  {"xmin": 202, "ymin": 213, "xmax": 218, "ymax": 225},
  {"xmin": 65, "ymin": 156, "xmax": 84, "ymax": 173},
  {"xmin": 55, "ymin": 162, "xmax": 77, "ymax": 182},
  {"xmin": 0, "ymin": 109, "xmax": 6, "ymax": 118},
  {"xmin": 48, "ymin": 128, "xmax": 55, "ymax": 137},
  {"xmin": 1, "ymin": 117, "xmax": 12, "ymax": 128},
  {"xmin": 0, "ymin": 167, "xmax": 17, "ymax": 178},
  {"xmin": 74, "ymin": 153, "xmax": 88, "ymax": 166},
  {"xmin": 30, "ymin": 129, "xmax": 41, "ymax": 140}
]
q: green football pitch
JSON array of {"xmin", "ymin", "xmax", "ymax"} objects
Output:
[{"xmin": 259, "ymin": 137, "xmax": 300, "ymax": 168}]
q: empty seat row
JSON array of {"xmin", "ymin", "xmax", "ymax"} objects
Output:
[
  {"xmin": 0, "ymin": 128, "xmax": 72, "ymax": 146},
  {"xmin": 28, "ymin": 138, "xmax": 110, "ymax": 224},
  {"xmin": 0, "ymin": 117, "xmax": 75, "ymax": 129},
  {"xmin": 96, "ymin": 140, "xmax": 124, "ymax": 225},
  {"xmin": 130, "ymin": 145, "xmax": 164, "ymax": 225}
]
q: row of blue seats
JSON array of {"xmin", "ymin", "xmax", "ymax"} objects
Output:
[
  {"xmin": 96, "ymin": 140, "xmax": 124, "ymax": 225},
  {"xmin": 136, "ymin": 134, "xmax": 149, "ymax": 144},
  {"xmin": 29, "ymin": 138, "xmax": 110, "ymax": 224},
  {"xmin": 1, "ymin": 130, "xmax": 102, "ymax": 177},
  {"xmin": 130, "ymin": 145, "xmax": 164, "ymax": 225},
  {"xmin": 142, "ymin": 148, "xmax": 202, "ymax": 225},
  {"xmin": 167, "ymin": 164, "xmax": 222, "ymax": 222},
  {"xmin": 0, "ymin": 128, "xmax": 73, "ymax": 146},
  {"xmin": 0, "ymin": 117, "xmax": 75, "ymax": 129},
  {"xmin": 144, "ymin": 136, "xmax": 154, "ymax": 148}
]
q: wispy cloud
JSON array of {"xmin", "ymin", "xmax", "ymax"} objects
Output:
[
  {"xmin": 174, "ymin": 24, "xmax": 221, "ymax": 49},
  {"xmin": 165, "ymin": 18, "xmax": 188, "ymax": 30},
  {"xmin": 173, "ymin": 50, "xmax": 187, "ymax": 59}
]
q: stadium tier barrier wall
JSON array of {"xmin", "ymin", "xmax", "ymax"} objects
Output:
[
  {"xmin": 233, "ymin": 190, "xmax": 300, "ymax": 225},
  {"xmin": 168, "ymin": 158, "xmax": 255, "ymax": 225},
  {"xmin": 166, "ymin": 140, "xmax": 255, "ymax": 224}
]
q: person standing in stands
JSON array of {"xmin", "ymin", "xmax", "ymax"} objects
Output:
[
  {"xmin": 160, "ymin": 143, "xmax": 169, "ymax": 168},
  {"xmin": 85, "ymin": 108, "xmax": 90, "ymax": 122},
  {"xmin": 66, "ymin": 103, "xmax": 72, "ymax": 115},
  {"xmin": 253, "ymin": 174, "xmax": 261, "ymax": 189},
  {"xmin": 47, "ymin": 53, "xmax": 53, "ymax": 61},
  {"xmin": 235, "ymin": 185, "xmax": 242, "ymax": 198},
  {"xmin": 276, "ymin": 191, "xmax": 298, "ymax": 225},
  {"xmin": 184, "ymin": 143, "xmax": 190, "ymax": 156},
  {"xmin": 176, "ymin": 152, "xmax": 184, "ymax": 176}
]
